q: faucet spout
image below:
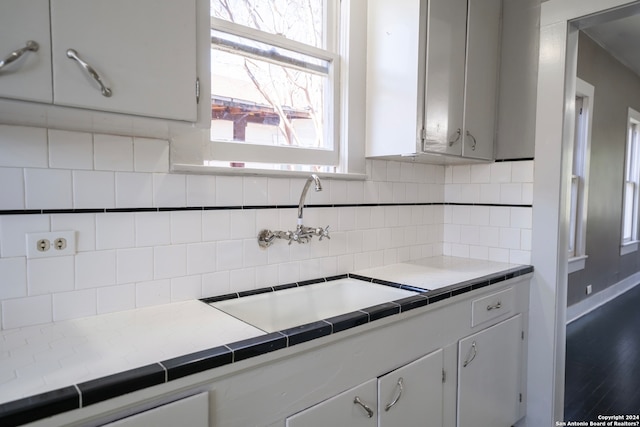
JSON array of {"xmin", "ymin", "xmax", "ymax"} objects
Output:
[{"xmin": 297, "ymin": 174, "xmax": 322, "ymax": 223}]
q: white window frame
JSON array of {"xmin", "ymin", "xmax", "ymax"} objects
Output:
[
  {"xmin": 621, "ymin": 107, "xmax": 640, "ymax": 255},
  {"xmin": 568, "ymin": 78, "xmax": 594, "ymax": 273},
  {"xmin": 204, "ymin": 0, "xmax": 365, "ymax": 175}
]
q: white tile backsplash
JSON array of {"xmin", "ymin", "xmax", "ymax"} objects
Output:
[
  {"xmin": 0, "ymin": 258, "xmax": 27, "ymax": 300},
  {"xmin": 25, "ymin": 169, "xmax": 73, "ymax": 209},
  {"xmin": 0, "ymin": 124, "xmax": 534, "ymax": 330},
  {"xmin": 116, "ymin": 172, "xmax": 153, "ymax": 208},
  {"xmin": 27, "ymin": 257, "xmax": 74, "ymax": 296},
  {"xmin": 0, "ymin": 168, "xmax": 24, "ymax": 210},
  {"xmin": 94, "ymin": 134, "xmax": 134, "ymax": 171},
  {"xmin": 170, "ymin": 211, "xmax": 202, "ymax": 244},
  {"xmin": 75, "ymin": 251, "xmax": 116, "ymax": 289},
  {"xmin": 2, "ymin": 295, "xmax": 52, "ymax": 329},
  {"xmin": 116, "ymin": 248, "xmax": 153, "ymax": 284},
  {"xmin": 0, "ymin": 126, "xmax": 47, "ymax": 168},
  {"xmin": 73, "ymin": 170, "xmax": 115, "ymax": 209},
  {"xmin": 133, "ymin": 138, "xmax": 169, "ymax": 173},
  {"xmin": 51, "ymin": 214, "xmax": 96, "ymax": 252},
  {"xmin": 0, "ymin": 215, "xmax": 50, "ymax": 258},
  {"xmin": 186, "ymin": 174, "xmax": 216, "ymax": 206},
  {"xmin": 153, "ymin": 173, "xmax": 186, "ymax": 207},
  {"xmin": 96, "ymin": 213, "xmax": 135, "ymax": 250},
  {"xmin": 53, "ymin": 289, "xmax": 97, "ymax": 322},
  {"xmin": 153, "ymin": 245, "xmax": 187, "ymax": 279},
  {"xmin": 135, "ymin": 212, "xmax": 171, "ymax": 247},
  {"xmin": 48, "ymin": 130, "xmax": 93, "ymax": 170},
  {"xmin": 135, "ymin": 279, "xmax": 170, "ymax": 307}
]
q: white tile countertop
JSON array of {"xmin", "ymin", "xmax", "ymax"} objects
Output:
[
  {"xmin": 0, "ymin": 300, "xmax": 264, "ymax": 405},
  {"xmin": 353, "ymin": 256, "xmax": 518, "ymax": 290},
  {"xmin": 0, "ymin": 256, "xmax": 533, "ymax": 426}
]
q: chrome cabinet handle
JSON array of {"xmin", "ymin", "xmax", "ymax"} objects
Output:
[
  {"xmin": 486, "ymin": 301, "xmax": 502, "ymax": 311},
  {"xmin": 0, "ymin": 40, "xmax": 39, "ymax": 72},
  {"xmin": 448, "ymin": 128, "xmax": 461, "ymax": 147},
  {"xmin": 384, "ymin": 377, "xmax": 404, "ymax": 411},
  {"xmin": 66, "ymin": 49, "xmax": 112, "ymax": 97},
  {"xmin": 463, "ymin": 341, "xmax": 477, "ymax": 367},
  {"xmin": 353, "ymin": 396, "xmax": 374, "ymax": 418},
  {"xmin": 466, "ymin": 130, "xmax": 477, "ymax": 151}
]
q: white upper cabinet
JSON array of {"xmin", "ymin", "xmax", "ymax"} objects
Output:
[
  {"xmin": 0, "ymin": 0, "xmax": 52, "ymax": 103},
  {"xmin": 462, "ymin": 0, "xmax": 502, "ymax": 160},
  {"xmin": 0, "ymin": 0, "xmax": 198, "ymax": 122},
  {"xmin": 50, "ymin": 0, "xmax": 197, "ymax": 121},
  {"xmin": 366, "ymin": 0, "xmax": 502, "ymax": 162}
]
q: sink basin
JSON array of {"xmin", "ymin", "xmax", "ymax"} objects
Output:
[{"xmin": 209, "ymin": 278, "xmax": 418, "ymax": 333}]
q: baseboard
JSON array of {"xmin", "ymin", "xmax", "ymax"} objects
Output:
[{"xmin": 566, "ymin": 271, "xmax": 640, "ymax": 324}]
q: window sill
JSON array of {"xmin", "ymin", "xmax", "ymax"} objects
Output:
[
  {"xmin": 568, "ymin": 255, "xmax": 588, "ymax": 274},
  {"xmin": 171, "ymin": 163, "xmax": 367, "ymax": 181},
  {"xmin": 621, "ymin": 241, "xmax": 639, "ymax": 256}
]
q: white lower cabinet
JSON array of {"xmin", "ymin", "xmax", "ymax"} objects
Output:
[
  {"xmin": 101, "ymin": 392, "xmax": 208, "ymax": 427},
  {"xmin": 286, "ymin": 349, "xmax": 444, "ymax": 427},
  {"xmin": 457, "ymin": 315, "xmax": 523, "ymax": 427}
]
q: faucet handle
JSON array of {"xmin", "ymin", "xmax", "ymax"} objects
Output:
[{"xmin": 319, "ymin": 225, "xmax": 331, "ymax": 241}]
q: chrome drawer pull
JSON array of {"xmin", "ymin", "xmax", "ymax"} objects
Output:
[
  {"xmin": 0, "ymin": 40, "xmax": 39, "ymax": 72},
  {"xmin": 486, "ymin": 301, "xmax": 502, "ymax": 311},
  {"xmin": 466, "ymin": 130, "xmax": 477, "ymax": 151},
  {"xmin": 448, "ymin": 128, "xmax": 461, "ymax": 147},
  {"xmin": 66, "ymin": 49, "xmax": 112, "ymax": 97},
  {"xmin": 353, "ymin": 396, "xmax": 374, "ymax": 418},
  {"xmin": 463, "ymin": 341, "xmax": 477, "ymax": 368},
  {"xmin": 385, "ymin": 377, "xmax": 404, "ymax": 411}
]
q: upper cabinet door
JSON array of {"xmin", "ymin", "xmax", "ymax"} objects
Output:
[
  {"xmin": 422, "ymin": 0, "xmax": 467, "ymax": 156},
  {"xmin": 0, "ymin": 0, "xmax": 52, "ymax": 103},
  {"xmin": 50, "ymin": 0, "xmax": 197, "ymax": 121},
  {"xmin": 462, "ymin": 0, "xmax": 502, "ymax": 160}
]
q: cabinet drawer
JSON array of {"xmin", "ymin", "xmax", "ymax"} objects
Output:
[{"xmin": 471, "ymin": 287, "xmax": 514, "ymax": 327}]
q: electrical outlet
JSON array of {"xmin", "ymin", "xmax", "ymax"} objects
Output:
[
  {"xmin": 26, "ymin": 231, "xmax": 76, "ymax": 259},
  {"xmin": 586, "ymin": 284, "xmax": 593, "ymax": 295}
]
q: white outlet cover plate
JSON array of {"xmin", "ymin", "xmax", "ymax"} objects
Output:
[{"xmin": 26, "ymin": 231, "xmax": 76, "ymax": 259}]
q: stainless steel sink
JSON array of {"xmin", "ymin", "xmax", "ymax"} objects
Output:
[{"xmin": 209, "ymin": 278, "xmax": 418, "ymax": 333}]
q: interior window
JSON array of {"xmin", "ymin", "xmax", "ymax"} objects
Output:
[
  {"xmin": 621, "ymin": 107, "xmax": 640, "ymax": 254},
  {"xmin": 209, "ymin": 0, "xmax": 340, "ymax": 172}
]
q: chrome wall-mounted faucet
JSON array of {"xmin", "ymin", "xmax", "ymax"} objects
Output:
[{"xmin": 258, "ymin": 174, "xmax": 331, "ymax": 248}]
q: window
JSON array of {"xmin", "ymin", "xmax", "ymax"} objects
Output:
[
  {"xmin": 621, "ymin": 107, "xmax": 640, "ymax": 255},
  {"xmin": 208, "ymin": 0, "xmax": 344, "ymax": 172},
  {"xmin": 568, "ymin": 78, "xmax": 593, "ymax": 273}
]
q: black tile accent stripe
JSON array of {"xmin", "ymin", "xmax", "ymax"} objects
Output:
[
  {"xmin": 77, "ymin": 364, "xmax": 166, "ymax": 406},
  {"xmin": 0, "ymin": 264, "xmax": 534, "ymax": 426},
  {"xmin": 0, "ymin": 386, "xmax": 79, "ymax": 427},
  {"xmin": 494, "ymin": 157, "xmax": 535, "ymax": 162},
  {"xmin": 0, "ymin": 201, "xmax": 533, "ymax": 216}
]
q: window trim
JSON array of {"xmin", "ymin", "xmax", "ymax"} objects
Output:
[
  {"xmin": 208, "ymin": 6, "xmax": 342, "ymax": 168},
  {"xmin": 620, "ymin": 107, "xmax": 640, "ymax": 255},
  {"xmin": 568, "ymin": 78, "xmax": 594, "ymax": 271}
]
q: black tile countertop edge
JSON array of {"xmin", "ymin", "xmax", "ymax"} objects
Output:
[
  {"xmin": 0, "ymin": 264, "xmax": 534, "ymax": 427},
  {"xmin": 0, "ymin": 386, "xmax": 80, "ymax": 427},
  {"xmin": 77, "ymin": 364, "xmax": 166, "ymax": 407}
]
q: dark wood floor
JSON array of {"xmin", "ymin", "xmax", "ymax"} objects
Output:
[{"xmin": 564, "ymin": 284, "xmax": 640, "ymax": 421}]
